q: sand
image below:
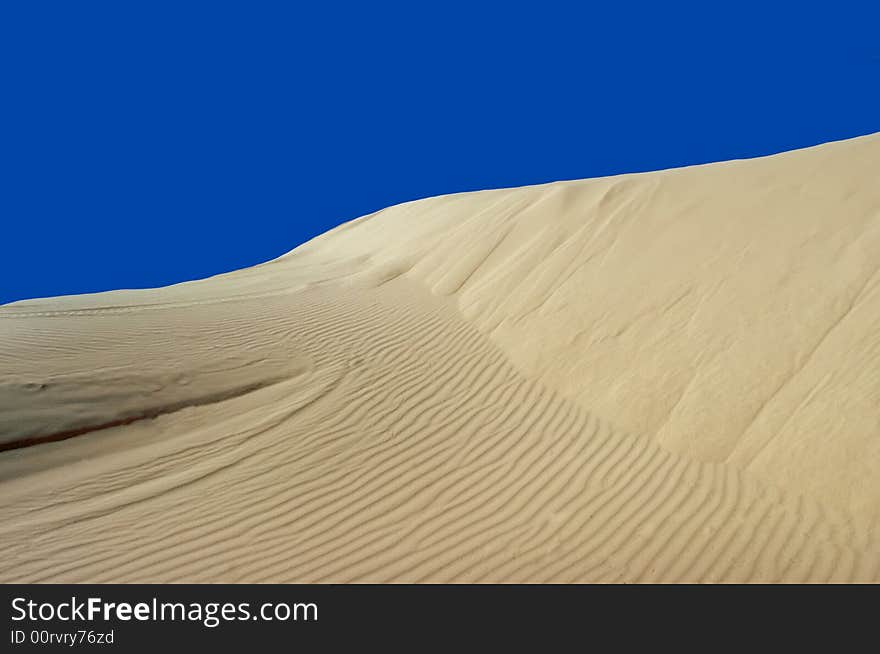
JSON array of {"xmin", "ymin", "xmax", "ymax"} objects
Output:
[{"xmin": 1, "ymin": 133, "xmax": 879, "ymax": 582}]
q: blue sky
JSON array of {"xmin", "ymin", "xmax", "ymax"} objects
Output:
[{"xmin": 2, "ymin": 2, "xmax": 879, "ymax": 304}]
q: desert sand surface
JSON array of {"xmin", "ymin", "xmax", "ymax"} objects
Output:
[{"xmin": 2, "ymin": 133, "xmax": 879, "ymax": 583}]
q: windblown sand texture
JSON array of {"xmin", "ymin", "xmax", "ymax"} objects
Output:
[{"xmin": 2, "ymin": 134, "xmax": 880, "ymax": 582}]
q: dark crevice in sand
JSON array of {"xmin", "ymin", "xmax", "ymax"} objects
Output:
[{"xmin": 0, "ymin": 376, "xmax": 292, "ymax": 453}]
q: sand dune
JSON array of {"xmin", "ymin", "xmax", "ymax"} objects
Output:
[{"xmin": 2, "ymin": 133, "xmax": 879, "ymax": 582}]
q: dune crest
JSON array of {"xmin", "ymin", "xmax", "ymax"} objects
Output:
[{"xmin": 2, "ymin": 133, "xmax": 879, "ymax": 582}]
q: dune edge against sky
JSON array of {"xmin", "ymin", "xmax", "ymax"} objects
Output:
[{"xmin": 1, "ymin": 133, "xmax": 879, "ymax": 582}]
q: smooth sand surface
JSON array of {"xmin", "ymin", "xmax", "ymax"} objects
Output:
[{"xmin": 2, "ymin": 133, "xmax": 879, "ymax": 582}]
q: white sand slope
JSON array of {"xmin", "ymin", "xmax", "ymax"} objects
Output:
[{"xmin": 2, "ymin": 133, "xmax": 879, "ymax": 582}]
